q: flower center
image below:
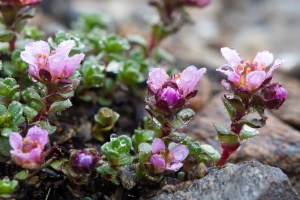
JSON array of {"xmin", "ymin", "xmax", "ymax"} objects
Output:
[
  {"xmin": 160, "ymin": 87, "xmax": 179, "ymax": 106},
  {"xmin": 22, "ymin": 139, "xmax": 40, "ymax": 153},
  {"xmin": 37, "ymin": 53, "xmax": 49, "ymax": 69}
]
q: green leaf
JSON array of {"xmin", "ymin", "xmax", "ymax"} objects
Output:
[
  {"xmin": 23, "ymin": 106, "xmax": 38, "ymax": 122},
  {"xmin": 32, "ymin": 121, "xmax": 56, "ymax": 134},
  {"xmin": 138, "ymin": 143, "xmax": 152, "ymax": 153},
  {"xmin": 50, "ymin": 158, "xmax": 68, "ymax": 171},
  {"xmin": 14, "ymin": 170, "xmax": 29, "ymax": 180},
  {"xmin": 0, "ymin": 177, "xmax": 18, "ymax": 196},
  {"xmin": 0, "ymin": 30, "xmax": 15, "ymax": 42},
  {"xmin": 8, "ymin": 101, "xmax": 25, "ymax": 126},
  {"xmin": 223, "ymin": 94, "xmax": 245, "ymax": 120},
  {"xmin": 239, "ymin": 125, "xmax": 259, "ymax": 141},
  {"xmin": 48, "ymin": 99, "xmax": 72, "ymax": 115},
  {"xmin": 238, "ymin": 118, "xmax": 266, "ymax": 128},
  {"xmin": 132, "ymin": 129, "xmax": 154, "ymax": 150},
  {"xmin": 213, "ymin": 123, "xmax": 239, "ymax": 145},
  {"xmin": 0, "ymin": 136, "xmax": 11, "ymax": 160}
]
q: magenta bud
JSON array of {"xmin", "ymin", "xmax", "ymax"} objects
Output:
[
  {"xmin": 72, "ymin": 148, "xmax": 100, "ymax": 171},
  {"xmin": 262, "ymin": 83, "xmax": 287, "ymax": 109}
]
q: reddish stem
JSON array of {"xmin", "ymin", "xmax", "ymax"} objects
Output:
[{"xmin": 9, "ymin": 36, "xmax": 16, "ymax": 52}]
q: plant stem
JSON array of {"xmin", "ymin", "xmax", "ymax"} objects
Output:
[{"xmin": 9, "ymin": 36, "xmax": 16, "ymax": 52}]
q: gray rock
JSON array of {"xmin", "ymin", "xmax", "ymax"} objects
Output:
[{"xmin": 153, "ymin": 161, "xmax": 299, "ymax": 200}]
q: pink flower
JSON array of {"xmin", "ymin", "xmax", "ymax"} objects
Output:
[
  {"xmin": 150, "ymin": 138, "xmax": 189, "ymax": 172},
  {"xmin": 182, "ymin": 0, "xmax": 210, "ymax": 7},
  {"xmin": 217, "ymin": 47, "xmax": 284, "ymax": 91},
  {"xmin": 260, "ymin": 83, "xmax": 288, "ymax": 109},
  {"xmin": 21, "ymin": 40, "xmax": 85, "ymax": 83},
  {"xmin": 9, "ymin": 126, "xmax": 48, "ymax": 169},
  {"xmin": 2, "ymin": 0, "xmax": 42, "ymax": 6},
  {"xmin": 147, "ymin": 66, "xmax": 206, "ymax": 113}
]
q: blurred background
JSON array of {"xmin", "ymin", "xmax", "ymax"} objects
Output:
[{"xmin": 33, "ymin": 0, "xmax": 300, "ymax": 76}]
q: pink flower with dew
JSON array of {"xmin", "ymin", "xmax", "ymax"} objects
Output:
[
  {"xmin": 150, "ymin": 138, "xmax": 189, "ymax": 172},
  {"xmin": 9, "ymin": 126, "xmax": 48, "ymax": 169},
  {"xmin": 21, "ymin": 40, "xmax": 85, "ymax": 83},
  {"xmin": 217, "ymin": 47, "xmax": 284, "ymax": 91}
]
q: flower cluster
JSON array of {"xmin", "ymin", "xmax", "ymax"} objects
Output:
[
  {"xmin": 9, "ymin": 126, "xmax": 48, "ymax": 169},
  {"xmin": 21, "ymin": 40, "xmax": 85, "ymax": 84},
  {"xmin": 146, "ymin": 66, "xmax": 206, "ymax": 114},
  {"xmin": 215, "ymin": 47, "xmax": 288, "ymax": 167},
  {"xmin": 150, "ymin": 138, "xmax": 188, "ymax": 173}
]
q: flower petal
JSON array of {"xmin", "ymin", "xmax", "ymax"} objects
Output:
[
  {"xmin": 9, "ymin": 132, "xmax": 23, "ymax": 150},
  {"xmin": 166, "ymin": 162, "xmax": 183, "ymax": 171},
  {"xmin": 221, "ymin": 47, "xmax": 241, "ymax": 67},
  {"xmin": 152, "ymin": 138, "xmax": 166, "ymax": 154},
  {"xmin": 147, "ymin": 68, "xmax": 168, "ymax": 93},
  {"xmin": 253, "ymin": 50, "xmax": 274, "ymax": 68},
  {"xmin": 246, "ymin": 71, "xmax": 266, "ymax": 90},
  {"xmin": 21, "ymin": 41, "xmax": 50, "ymax": 67},
  {"xmin": 55, "ymin": 40, "xmax": 75, "ymax": 55},
  {"xmin": 48, "ymin": 54, "xmax": 68, "ymax": 80},
  {"xmin": 150, "ymin": 154, "xmax": 165, "ymax": 169},
  {"xmin": 178, "ymin": 66, "xmax": 206, "ymax": 95},
  {"xmin": 267, "ymin": 59, "xmax": 284, "ymax": 78},
  {"xmin": 228, "ymin": 72, "xmax": 240, "ymax": 86},
  {"xmin": 64, "ymin": 53, "xmax": 85, "ymax": 77},
  {"xmin": 26, "ymin": 126, "xmax": 48, "ymax": 149},
  {"xmin": 169, "ymin": 144, "xmax": 189, "ymax": 163}
]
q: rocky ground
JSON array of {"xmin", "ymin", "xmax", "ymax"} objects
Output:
[{"xmin": 27, "ymin": 0, "xmax": 300, "ymax": 199}]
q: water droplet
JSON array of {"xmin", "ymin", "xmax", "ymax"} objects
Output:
[
  {"xmin": 110, "ymin": 134, "xmax": 117, "ymax": 141},
  {"xmin": 56, "ymin": 112, "xmax": 61, "ymax": 115},
  {"xmin": 29, "ymin": 75, "xmax": 38, "ymax": 83},
  {"xmin": 120, "ymin": 140, "xmax": 127, "ymax": 146}
]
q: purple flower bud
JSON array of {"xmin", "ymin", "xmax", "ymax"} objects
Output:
[
  {"xmin": 9, "ymin": 126, "xmax": 48, "ymax": 169},
  {"xmin": 262, "ymin": 83, "xmax": 287, "ymax": 109},
  {"xmin": 160, "ymin": 87, "xmax": 179, "ymax": 106},
  {"xmin": 20, "ymin": 40, "xmax": 84, "ymax": 83},
  {"xmin": 72, "ymin": 148, "xmax": 100, "ymax": 171}
]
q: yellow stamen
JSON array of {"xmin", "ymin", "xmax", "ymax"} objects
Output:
[
  {"xmin": 38, "ymin": 53, "xmax": 42, "ymax": 58},
  {"xmin": 246, "ymin": 68, "xmax": 251, "ymax": 74},
  {"xmin": 166, "ymin": 153, "xmax": 173, "ymax": 162}
]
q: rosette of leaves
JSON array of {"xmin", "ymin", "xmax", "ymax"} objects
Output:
[
  {"xmin": 0, "ymin": 101, "xmax": 24, "ymax": 137},
  {"xmin": 78, "ymin": 55, "xmax": 105, "ymax": 90},
  {"xmin": 47, "ymin": 30, "xmax": 85, "ymax": 55},
  {"xmin": 0, "ymin": 177, "xmax": 18, "ymax": 199},
  {"xmin": 0, "ymin": 78, "xmax": 20, "ymax": 105},
  {"xmin": 92, "ymin": 107, "xmax": 119, "ymax": 141},
  {"xmin": 97, "ymin": 134, "xmax": 133, "ymax": 184},
  {"xmin": 99, "ymin": 34, "xmax": 130, "ymax": 62},
  {"xmin": 72, "ymin": 13, "xmax": 109, "ymax": 32},
  {"xmin": 101, "ymin": 134, "xmax": 132, "ymax": 167}
]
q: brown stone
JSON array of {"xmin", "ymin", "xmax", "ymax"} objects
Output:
[{"xmin": 187, "ymin": 92, "xmax": 300, "ymax": 175}]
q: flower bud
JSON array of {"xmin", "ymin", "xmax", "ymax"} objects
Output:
[{"xmin": 261, "ymin": 83, "xmax": 287, "ymax": 109}]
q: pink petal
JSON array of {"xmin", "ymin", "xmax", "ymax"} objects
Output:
[
  {"xmin": 267, "ymin": 59, "xmax": 284, "ymax": 78},
  {"xmin": 48, "ymin": 54, "xmax": 68, "ymax": 80},
  {"xmin": 152, "ymin": 138, "xmax": 165, "ymax": 154},
  {"xmin": 178, "ymin": 66, "xmax": 206, "ymax": 95},
  {"xmin": 228, "ymin": 72, "xmax": 241, "ymax": 86},
  {"xmin": 253, "ymin": 51, "xmax": 274, "ymax": 68},
  {"xmin": 216, "ymin": 64, "xmax": 233, "ymax": 76},
  {"xmin": 9, "ymin": 132, "xmax": 23, "ymax": 150},
  {"xmin": 55, "ymin": 40, "xmax": 75, "ymax": 55},
  {"xmin": 26, "ymin": 126, "xmax": 48, "ymax": 149},
  {"xmin": 24, "ymin": 41, "xmax": 50, "ymax": 56},
  {"xmin": 20, "ymin": 50, "xmax": 37, "ymax": 67},
  {"xmin": 27, "ymin": 65, "xmax": 39, "ymax": 78},
  {"xmin": 147, "ymin": 68, "xmax": 168, "ymax": 93},
  {"xmin": 169, "ymin": 144, "xmax": 189, "ymax": 163},
  {"xmin": 246, "ymin": 71, "xmax": 266, "ymax": 90},
  {"xmin": 150, "ymin": 154, "xmax": 165, "ymax": 169},
  {"xmin": 221, "ymin": 47, "xmax": 241, "ymax": 67},
  {"xmin": 166, "ymin": 162, "xmax": 183, "ymax": 171},
  {"xmin": 64, "ymin": 53, "xmax": 85, "ymax": 77}
]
